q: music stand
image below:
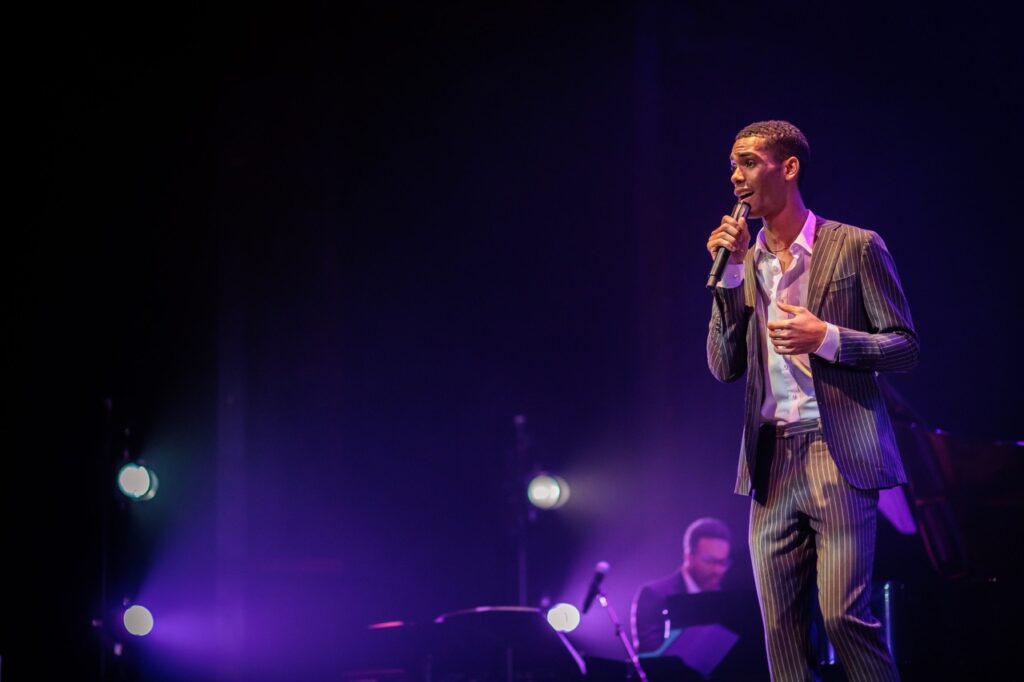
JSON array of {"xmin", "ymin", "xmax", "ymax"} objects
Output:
[
  {"xmin": 428, "ymin": 606, "xmax": 586, "ymax": 681},
  {"xmin": 652, "ymin": 590, "xmax": 768, "ymax": 680}
]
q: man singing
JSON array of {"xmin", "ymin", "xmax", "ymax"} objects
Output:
[{"xmin": 706, "ymin": 120, "xmax": 918, "ymax": 681}]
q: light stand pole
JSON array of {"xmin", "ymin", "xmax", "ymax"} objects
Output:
[{"xmin": 513, "ymin": 414, "xmax": 530, "ymax": 606}]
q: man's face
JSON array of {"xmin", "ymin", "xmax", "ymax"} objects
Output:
[
  {"xmin": 686, "ymin": 538, "xmax": 731, "ymax": 591},
  {"xmin": 729, "ymin": 136, "xmax": 791, "ymax": 219}
]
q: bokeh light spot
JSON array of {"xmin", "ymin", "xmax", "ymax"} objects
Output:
[
  {"xmin": 527, "ymin": 474, "xmax": 569, "ymax": 509},
  {"xmin": 117, "ymin": 464, "xmax": 158, "ymax": 501},
  {"xmin": 123, "ymin": 605, "xmax": 154, "ymax": 636},
  {"xmin": 546, "ymin": 603, "xmax": 581, "ymax": 632}
]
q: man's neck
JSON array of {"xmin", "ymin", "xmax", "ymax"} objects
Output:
[
  {"xmin": 680, "ymin": 564, "xmax": 701, "ymax": 594},
  {"xmin": 762, "ymin": 195, "xmax": 809, "ymax": 249}
]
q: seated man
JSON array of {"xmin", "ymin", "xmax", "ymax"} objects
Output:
[{"xmin": 630, "ymin": 517, "xmax": 732, "ymax": 653}]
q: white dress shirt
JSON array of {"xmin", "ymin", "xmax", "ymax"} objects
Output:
[
  {"xmin": 682, "ymin": 565, "xmax": 701, "ymax": 594},
  {"xmin": 718, "ymin": 210, "xmax": 840, "ymax": 424}
]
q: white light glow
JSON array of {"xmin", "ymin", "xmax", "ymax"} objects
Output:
[
  {"xmin": 123, "ymin": 605, "xmax": 154, "ymax": 636},
  {"xmin": 527, "ymin": 474, "xmax": 570, "ymax": 509},
  {"xmin": 546, "ymin": 603, "xmax": 581, "ymax": 632},
  {"xmin": 117, "ymin": 464, "xmax": 158, "ymax": 501}
]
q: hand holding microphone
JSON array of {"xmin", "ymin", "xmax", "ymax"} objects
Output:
[{"xmin": 705, "ymin": 197, "xmax": 752, "ymax": 289}]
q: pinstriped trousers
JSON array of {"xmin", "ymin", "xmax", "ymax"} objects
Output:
[{"xmin": 749, "ymin": 419, "xmax": 899, "ymax": 682}]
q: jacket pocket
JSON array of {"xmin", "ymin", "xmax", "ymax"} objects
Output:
[{"xmin": 826, "ymin": 272, "xmax": 857, "ymax": 292}]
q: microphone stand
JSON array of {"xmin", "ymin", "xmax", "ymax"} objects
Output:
[{"xmin": 594, "ymin": 591, "xmax": 648, "ymax": 682}]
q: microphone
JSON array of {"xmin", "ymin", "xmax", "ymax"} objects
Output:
[
  {"xmin": 581, "ymin": 561, "xmax": 610, "ymax": 614},
  {"xmin": 705, "ymin": 198, "xmax": 751, "ymax": 289}
]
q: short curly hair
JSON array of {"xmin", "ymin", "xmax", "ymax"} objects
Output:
[
  {"xmin": 735, "ymin": 120, "xmax": 809, "ymax": 188},
  {"xmin": 683, "ymin": 517, "xmax": 732, "ymax": 555}
]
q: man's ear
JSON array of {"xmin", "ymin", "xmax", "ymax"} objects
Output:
[{"xmin": 783, "ymin": 156, "xmax": 800, "ymax": 182}]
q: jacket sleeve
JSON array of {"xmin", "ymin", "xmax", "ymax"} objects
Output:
[
  {"xmin": 631, "ymin": 586, "xmax": 666, "ymax": 653},
  {"xmin": 835, "ymin": 231, "xmax": 920, "ymax": 372},
  {"xmin": 707, "ymin": 282, "xmax": 752, "ymax": 383}
]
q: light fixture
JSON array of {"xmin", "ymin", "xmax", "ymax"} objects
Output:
[
  {"xmin": 117, "ymin": 463, "xmax": 159, "ymax": 501},
  {"xmin": 123, "ymin": 604, "xmax": 154, "ymax": 636},
  {"xmin": 527, "ymin": 473, "xmax": 570, "ymax": 510}
]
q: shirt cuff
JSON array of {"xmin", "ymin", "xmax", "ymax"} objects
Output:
[
  {"xmin": 717, "ymin": 263, "xmax": 745, "ymax": 289},
  {"xmin": 813, "ymin": 323, "xmax": 840, "ymax": 362}
]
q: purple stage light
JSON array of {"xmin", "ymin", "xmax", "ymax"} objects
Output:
[
  {"xmin": 368, "ymin": 621, "xmax": 405, "ymax": 630},
  {"xmin": 123, "ymin": 605, "xmax": 155, "ymax": 636},
  {"xmin": 546, "ymin": 603, "xmax": 581, "ymax": 632},
  {"xmin": 527, "ymin": 474, "xmax": 570, "ymax": 510}
]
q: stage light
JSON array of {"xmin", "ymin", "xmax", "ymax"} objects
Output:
[
  {"xmin": 117, "ymin": 463, "xmax": 158, "ymax": 501},
  {"xmin": 527, "ymin": 473, "xmax": 569, "ymax": 510},
  {"xmin": 546, "ymin": 603, "xmax": 581, "ymax": 633},
  {"xmin": 123, "ymin": 605, "xmax": 154, "ymax": 636}
]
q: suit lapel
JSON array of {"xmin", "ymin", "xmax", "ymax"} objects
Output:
[
  {"xmin": 743, "ymin": 246, "xmax": 757, "ymax": 308},
  {"xmin": 806, "ymin": 217, "xmax": 845, "ymax": 316}
]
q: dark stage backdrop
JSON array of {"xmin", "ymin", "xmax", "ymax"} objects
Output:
[{"xmin": 16, "ymin": 2, "xmax": 1022, "ymax": 680}]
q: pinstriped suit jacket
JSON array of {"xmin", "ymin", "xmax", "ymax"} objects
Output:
[{"xmin": 707, "ymin": 216, "xmax": 919, "ymax": 495}]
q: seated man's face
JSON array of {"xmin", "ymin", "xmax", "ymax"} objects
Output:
[{"xmin": 686, "ymin": 538, "xmax": 731, "ymax": 591}]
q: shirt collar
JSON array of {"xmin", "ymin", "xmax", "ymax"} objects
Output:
[
  {"xmin": 754, "ymin": 209, "xmax": 817, "ymax": 257},
  {"xmin": 681, "ymin": 565, "xmax": 701, "ymax": 594}
]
